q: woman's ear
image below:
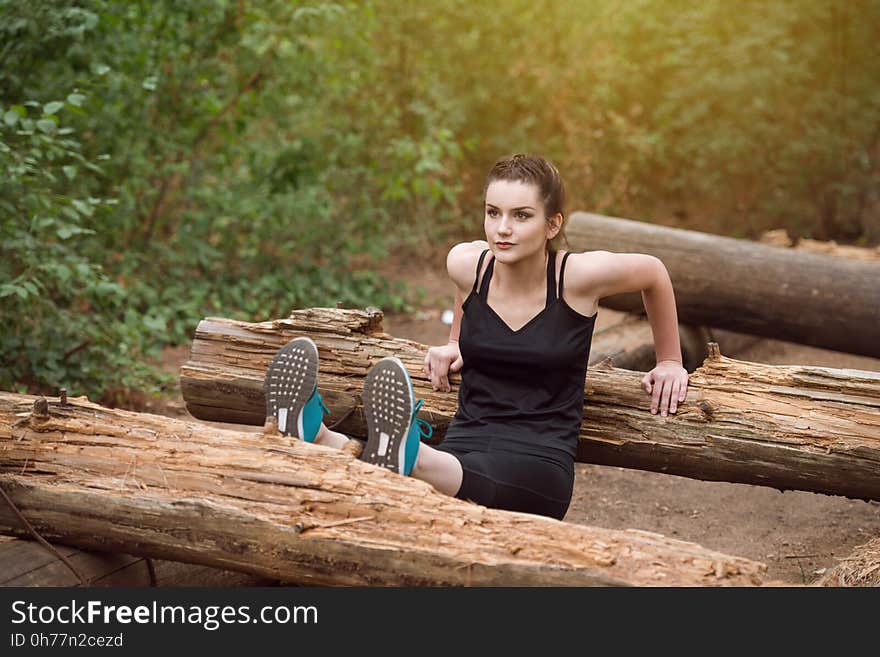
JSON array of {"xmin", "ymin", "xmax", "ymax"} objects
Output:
[{"xmin": 547, "ymin": 213, "xmax": 563, "ymax": 239}]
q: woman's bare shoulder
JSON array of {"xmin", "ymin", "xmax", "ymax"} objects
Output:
[
  {"xmin": 562, "ymin": 249, "xmax": 660, "ymax": 299},
  {"xmin": 559, "ymin": 250, "xmax": 618, "ymax": 292},
  {"xmin": 447, "ymin": 240, "xmax": 490, "ymax": 293},
  {"xmin": 561, "ymin": 249, "xmax": 616, "ymax": 269}
]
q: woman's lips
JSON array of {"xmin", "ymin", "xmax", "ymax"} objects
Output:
[{"xmin": 496, "ymin": 242, "xmax": 514, "ymax": 250}]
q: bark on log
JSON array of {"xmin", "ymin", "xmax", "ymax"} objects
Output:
[
  {"xmin": 815, "ymin": 536, "xmax": 880, "ymax": 587},
  {"xmin": 566, "ymin": 212, "xmax": 880, "ymax": 358},
  {"xmin": 0, "ymin": 393, "xmax": 769, "ymax": 586},
  {"xmin": 760, "ymin": 229, "xmax": 880, "ymax": 263},
  {"xmin": 180, "ymin": 310, "xmax": 880, "ymax": 501},
  {"xmin": 0, "ymin": 536, "xmax": 275, "ymax": 587}
]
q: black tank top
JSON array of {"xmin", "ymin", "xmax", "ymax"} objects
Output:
[{"xmin": 444, "ymin": 249, "xmax": 597, "ymax": 461}]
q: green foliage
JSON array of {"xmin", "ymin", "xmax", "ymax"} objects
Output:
[
  {"xmin": 0, "ymin": 98, "xmax": 165, "ymax": 400},
  {"xmin": 2, "ymin": 0, "xmax": 878, "ymax": 401}
]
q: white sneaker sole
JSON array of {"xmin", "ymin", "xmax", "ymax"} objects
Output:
[
  {"xmin": 264, "ymin": 337, "xmax": 319, "ymax": 440},
  {"xmin": 361, "ymin": 357, "xmax": 415, "ymax": 474}
]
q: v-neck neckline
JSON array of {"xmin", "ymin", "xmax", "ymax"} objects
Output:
[
  {"xmin": 481, "ymin": 295, "xmax": 558, "ymax": 334},
  {"xmin": 481, "ymin": 252, "xmax": 555, "ymax": 334}
]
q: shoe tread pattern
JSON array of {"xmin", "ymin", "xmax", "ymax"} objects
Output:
[
  {"xmin": 264, "ymin": 337, "xmax": 319, "ymax": 439},
  {"xmin": 361, "ymin": 358, "xmax": 414, "ymax": 474}
]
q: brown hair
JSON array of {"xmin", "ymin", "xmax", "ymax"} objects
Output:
[{"xmin": 485, "ymin": 153, "xmax": 569, "ymax": 251}]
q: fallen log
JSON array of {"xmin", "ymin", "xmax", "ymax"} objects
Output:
[
  {"xmin": 0, "ymin": 536, "xmax": 275, "ymax": 587},
  {"xmin": 590, "ymin": 314, "xmax": 758, "ymax": 372},
  {"xmin": 815, "ymin": 536, "xmax": 880, "ymax": 587},
  {"xmin": 0, "ymin": 393, "xmax": 769, "ymax": 586},
  {"xmin": 566, "ymin": 212, "xmax": 880, "ymax": 358},
  {"xmin": 180, "ymin": 309, "xmax": 880, "ymax": 501},
  {"xmin": 589, "ymin": 314, "xmax": 657, "ymax": 372},
  {"xmin": 760, "ymin": 229, "xmax": 880, "ymax": 263}
]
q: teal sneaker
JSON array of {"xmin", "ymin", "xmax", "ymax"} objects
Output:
[
  {"xmin": 264, "ymin": 336, "xmax": 329, "ymax": 442},
  {"xmin": 360, "ymin": 356, "xmax": 433, "ymax": 476}
]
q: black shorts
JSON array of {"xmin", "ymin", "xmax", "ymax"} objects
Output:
[{"xmin": 435, "ymin": 443, "xmax": 574, "ymax": 521}]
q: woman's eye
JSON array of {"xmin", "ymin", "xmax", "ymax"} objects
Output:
[
  {"xmin": 516, "ymin": 212, "xmax": 531, "ymax": 220},
  {"xmin": 487, "ymin": 208, "xmax": 498, "ymax": 217}
]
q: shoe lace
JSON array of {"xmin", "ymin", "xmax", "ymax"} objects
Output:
[{"xmin": 412, "ymin": 398, "xmax": 433, "ymax": 441}]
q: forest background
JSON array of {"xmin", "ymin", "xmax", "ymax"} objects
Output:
[{"xmin": 2, "ymin": 0, "xmax": 879, "ymax": 404}]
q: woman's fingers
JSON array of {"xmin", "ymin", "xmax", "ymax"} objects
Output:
[
  {"xmin": 668, "ymin": 380, "xmax": 681, "ymax": 415},
  {"xmin": 660, "ymin": 379, "xmax": 676, "ymax": 417},
  {"xmin": 425, "ymin": 354, "xmax": 439, "ymax": 391},
  {"xmin": 650, "ymin": 376, "xmax": 662, "ymax": 414},
  {"xmin": 424, "ymin": 357, "xmax": 438, "ymax": 391},
  {"xmin": 432, "ymin": 360, "xmax": 443, "ymax": 391},
  {"xmin": 658, "ymin": 379, "xmax": 671, "ymax": 416},
  {"xmin": 426, "ymin": 355, "xmax": 451, "ymax": 391},
  {"xmin": 645, "ymin": 368, "xmax": 688, "ymax": 415},
  {"xmin": 424, "ymin": 346, "xmax": 462, "ymax": 393}
]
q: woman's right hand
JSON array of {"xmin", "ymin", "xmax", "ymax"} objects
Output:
[{"xmin": 424, "ymin": 342, "xmax": 463, "ymax": 392}]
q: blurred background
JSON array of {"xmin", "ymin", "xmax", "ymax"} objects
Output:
[{"xmin": 2, "ymin": 0, "xmax": 879, "ymax": 402}]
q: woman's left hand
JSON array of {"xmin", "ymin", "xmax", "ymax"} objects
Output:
[{"xmin": 641, "ymin": 360, "xmax": 689, "ymax": 416}]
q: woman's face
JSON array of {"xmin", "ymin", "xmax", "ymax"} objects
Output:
[{"xmin": 484, "ymin": 179, "xmax": 559, "ymax": 261}]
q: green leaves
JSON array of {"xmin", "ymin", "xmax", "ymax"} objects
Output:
[
  {"xmin": 36, "ymin": 118, "xmax": 57, "ymax": 134},
  {"xmin": 3, "ymin": 106, "xmax": 24, "ymax": 127},
  {"xmin": 43, "ymin": 101, "xmax": 64, "ymax": 115},
  {"xmin": 56, "ymin": 224, "xmax": 93, "ymax": 240}
]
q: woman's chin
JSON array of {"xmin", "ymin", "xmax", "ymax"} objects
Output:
[{"xmin": 491, "ymin": 245, "xmax": 539, "ymax": 262}]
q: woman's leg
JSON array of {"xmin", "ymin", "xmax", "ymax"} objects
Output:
[
  {"xmin": 272, "ymin": 352, "xmax": 459, "ymax": 496},
  {"xmin": 441, "ymin": 451, "xmax": 574, "ymax": 520},
  {"xmin": 313, "ymin": 421, "xmax": 463, "ymax": 496},
  {"xmin": 313, "ymin": 422, "xmax": 352, "ymax": 449},
  {"xmin": 410, "ymin": 443, "xmax": 463, "ymax": 497}
]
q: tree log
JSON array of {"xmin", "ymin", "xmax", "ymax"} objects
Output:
[
  {"xmin": 589, "ymin": 314, "xmax": 758, "ymax": 372},
  {"xmin": 760, "ymin": 229, "xmax": 880, "ymax": 263},
  {"xmin": 0, "ymin": 536, "xmax": 275, "ymax": 587},
  {"xmin": 815, "ymin": 536, "xmax": 880, "ymax": 587},
  {"xmin": 566, "ymin": 212, "xmax": 880, "ymax": 357},
  {"xmin": 0, "ymin": 393, "xmax": 769, "ymax": 587},
  {"xmin": 589, "ymin": 314, "xmax": 657, "ymax": 371},
  {"xmin": 180, "ymin": 310, "xmax": 880, "ymax": 501}
]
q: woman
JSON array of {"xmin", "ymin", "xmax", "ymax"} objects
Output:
[{"xmin": 265, "ymin": 153, "xmax": 687, "ymax": 521}]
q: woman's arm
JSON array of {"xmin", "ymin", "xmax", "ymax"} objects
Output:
[
  {"xmin": 572, "ymin": 251, "xmax": 689, "ymax": 416},
  {"xmin": 423, "ymin": 242, "xmax": 484, "ymax": 391},
  {"xmin": 447, "ymin": 286, "xmax": 463, "ymax": 345},
  {"xmin": 636, "ymin": 257, "xmax": 683, "ymax": 366}
]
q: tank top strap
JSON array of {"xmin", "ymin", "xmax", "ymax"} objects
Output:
[
  {"xmin": 558, "ymin": 251, "xmax": 572, "ymax": 298},
  {"xmin": 478, "ymin": 255, "xmax": 495, "ymax": 299},
  {"xmin": 471, "ymin": 249, "xmax": 491, "ymax": 296},
  {"xmin": 545, "ymin": 250, "xmax": 558, "ymax": 306}
]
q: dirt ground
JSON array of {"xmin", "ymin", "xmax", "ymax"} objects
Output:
[{"xmin": 152, "ymin": 258, "xmax": 880, "ymax": 586}]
